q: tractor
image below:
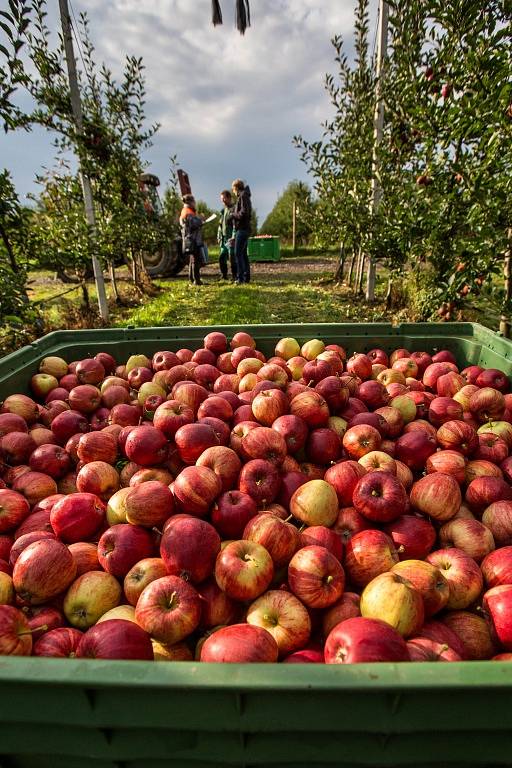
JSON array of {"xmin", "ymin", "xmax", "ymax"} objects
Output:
[{"xmin": 138, "ymin": 173, "xmax": 188, "ymax": 277}]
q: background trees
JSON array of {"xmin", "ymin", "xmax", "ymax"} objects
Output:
[{"xmin": 259, "ymin": 181, "xmax": 315, "ymax": 244}]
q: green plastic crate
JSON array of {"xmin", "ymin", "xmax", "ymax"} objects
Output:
[
  {"xmin": 1, "ymin": 321, "xmax": 512, "ymax": 768},
  {"xmin": 247, "ymin": 236, "xmax": 280, "ymax": 262}
]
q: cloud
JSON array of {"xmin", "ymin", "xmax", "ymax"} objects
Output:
[{"xmin": 4, "ymin": 0, "xmax": 371, "ymax": 222}]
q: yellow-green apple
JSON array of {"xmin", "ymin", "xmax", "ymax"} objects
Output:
[
  {"xmin": 247, "ymin": 589, "xmax": 311, "ymax": 655},
  {"xmin": 360, "ymin": 571, "xmax": 424, "ymax": 637},
  {"xmin": 63, "ymin": 570, "xmax": 122, "ymax": 629},
  {"xmin": 289, "ymin": 479, "xmax": 338, "ymax": 527},
  {"xmin": 97, "ymin": 604, "xmax": 137, "ymax": 623},
  {"xmin": 0, "ymin": 571, "xmax": 14, "ymax": 605},
  {"xmin": 106, "ymin": 487, "xmax": 130, "ymax": 525}
]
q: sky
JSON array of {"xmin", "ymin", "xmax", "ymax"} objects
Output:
[{"xmin": 2, "ymin": 0, "xmax": 374, "ymax": 224}]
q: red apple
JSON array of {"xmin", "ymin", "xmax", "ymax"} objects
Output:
[
  {"xmin": 383, "ymin": 514, "xmax": 436, "ymax": 560},
  {"xmin": 324, "ymin": 616, "xmax": 409, "ymax": 663},
  {"xmin": 441, "ymin": 610, "xmax": 496, "ymax": 660},
  {"xmin": 438, "ymin": 518, "xmax": 495, "ymax": 562},
  {"xmin": 0, "ymin": 489, "xmax": 30, "ymax": 533},
  {"xmin": 482, "ymin": 501, "xmax": 512, "ymax": 546},
  {"xmin": 344, "ymin": 529, "xmax": 399, "ymax": 589},
  {"xmin": 243, "ymin": 512, "xmax": 299, "ymax": 567},
  {"xmin": 0, "ymin": 605, "xmax": 33, "ymax": 655},
  {"xmin": 481, "ymin": 546, "xmax": 512, "ymax": 588},
  {"xmin": 426, "ymin": 450, "xmax": 467, "ymax": 484},
  {"xmin": 211, "ymin": 491, "xmax": 258, "ymax": 539},
  {"xmin": 426, "ymin": 548, "xmax": 483, "ymax": 609},
  {"xmin": 324, "ymin": 461, "xmax": 366, "ymax": 507},
  {"xmin": 238, "ymin": 459, "xmax": 281, "ymax": 505},
  {"xmin": 394, "ymin": 430, "xmax": 437, "ymax": 470},
  {"xmin": 352, "ymin": 470, "xmax": 407, "ymax": 523},
  {"xmin": 288, "ymin": 545, "xmax": 344, "ymax": 609},
  {"xmin": 97, "ymin": 523, "xmax": 154, "ymax": 578},
  {"xmin": 13, "ymin": 538, "xmax": 77, "ymax": 604},
  {"xmin": 200, "ymin": 623, "xmax": 278, "ymax": 663},
  {"xmin": 215, "ymin": 540, "xmax": 274, "ymax": 601},
  {"xmin": 406, "ymin": 637, "xmax": 461, "ymax": 662},
  {"xmin": 124, "ymin": 425, "xmax": 168, "ymax": 466},
  {"xmin": 160, "ymin": 514, "xmax": 220, "ymax": 583},
  {"xmin": 175, "ymin": 422, "xmax": 220, "ymax": 464},
  {"xmin": 77, "ymin": 618, "xmax": 153, "ymax": 660},
  {"xmin": 135, "ymin": 575, "xmax": 202, "ymax": 644},
  {"xmin": 33, "ymin": 627, "xmax": 83, "ymax": 657},
  {"xmin": 466, "ymin": 476, "xmax": 512, "ymax": 514},
  {"xmin": 173, "ymin": 465, "xmax": 222, "ymax": 517},
  {"xmin": 410, "ymin": 473, "xmax": 461, "ymax": 522}
]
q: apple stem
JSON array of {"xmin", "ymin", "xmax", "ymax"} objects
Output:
[
  {"xmin": 19, "ymin": 624, "xmax": 48, "ymax": 636},
  {"xmin": 284, "ymin": 514, "xmax": 293, "ymax": 523},
  {"xmin": 298, "ymin": 524, "xmax": 306, "ymax": 533}
]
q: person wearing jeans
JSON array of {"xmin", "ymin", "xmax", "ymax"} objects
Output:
[{"xmin": 231, "ymin": 179, "xmax": 252, "ymax": 284}]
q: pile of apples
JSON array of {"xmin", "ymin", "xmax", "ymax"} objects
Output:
[{"xmin": 1, "ymin": 330, "xmax": 512, "ymax": 664}]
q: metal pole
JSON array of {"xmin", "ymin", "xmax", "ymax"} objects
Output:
[
  {"xmin": 58, "ymin": 0, "xmax": 109, "ymax": 322},
  {"xmin": 365, "ymin": 0, "xmax": 389, "ymax": 302},
  {"xmin": 292, "ymin": 200, "xmax": 297, "ymax": 252}
]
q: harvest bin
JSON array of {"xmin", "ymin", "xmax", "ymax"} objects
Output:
[
  {"xmin": 1, "ymin": 321, "xmax": 512, "ymax": 768},
  {"xmin": 247, "ymin": 235, "xmax": 280, "ymax": 262}
]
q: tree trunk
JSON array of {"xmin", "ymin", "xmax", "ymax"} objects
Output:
[
  {"xmin": 356, "ymin": 249, "xmax": 366, "ymax": 295},
  {"xmin": 347, "ymin": 251, "xmax": 356, "ymax": 288},
  {"xmin": 81, "ymin": 282, "xmax": 90, "ymax": 309},
  {"xmin": 500, "ymin": 228, "xmax": 512, "ymax": 338},
  {"xmin": 385, "ymin": 275, "xmax": 393, "ymax": 309},
  {"xmin": 108, "ymin": 260, "xmax": 122, "ymax": 304},
  {"xmin": 334, "ymin": 242, "xmax": 345, "ymax": 282},
  {"xmin": 0, "ymin": 222, "xmax": 19, "ymax": 274}
]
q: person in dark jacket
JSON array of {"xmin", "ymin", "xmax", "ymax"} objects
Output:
[
  {"xmin": 180, "ymin": 194, "xmax": 204, "ymax": 286},
  {"xmin": 217, "ymin": 189, "xmax": 237, "ymax": 281},
  {"xmin": 231, "ymin": 179, "xmax": 252, "ymax": 284}
]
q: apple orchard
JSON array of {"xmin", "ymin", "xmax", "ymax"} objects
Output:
[{"xmin": 2, "ymin": 329, "xmax": 512, "ymax": 662}]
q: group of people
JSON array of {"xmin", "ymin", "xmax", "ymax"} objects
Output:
[{"xmin": 179, "ymin": 179, "xmax": 252, "ymax": 286}]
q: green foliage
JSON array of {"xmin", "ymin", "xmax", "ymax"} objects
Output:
[
  {"xmin": 259, "ymin": 180, "xmax": 315, "ymax": 242},
  {"xmin": 0, "ymin": 170, "xmax": 40, "ymax": 350},
  {"xmin": 23, "ymin": 2, "xmax": 176, "ymax": 283},
  {"xmin": 0, "ymin": 0, "xmax": 31, "ymax": 131},
  {"xmin": 294, "ymin": 0, "xmax": 374, "ymax": 255},
  {"xmin": 296, "ymin": 0, "xmax": 512, "ymax": 320}
]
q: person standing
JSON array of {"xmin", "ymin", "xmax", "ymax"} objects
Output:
[
  {"xmin": 179, "ymin": 194, "xmax": 204, "ymax": 286},
  {"xmin": 217, "ymin": 189, "xmax": 237, "ymax": 281},
  {"xmin": 231, "ymin": 179, "xmax": 252, "ymax": 284}
]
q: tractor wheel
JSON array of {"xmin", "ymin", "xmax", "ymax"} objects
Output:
[{"xmin": 142, "ymin": 239, "xmax": 188, "ymax": 278}]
